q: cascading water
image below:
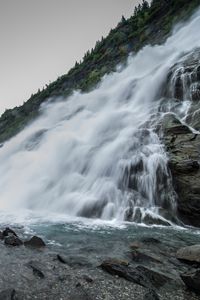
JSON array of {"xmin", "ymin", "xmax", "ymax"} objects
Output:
[{"xmin": 0, "ymin": 8, "xmax": 200, "ymax": 225}]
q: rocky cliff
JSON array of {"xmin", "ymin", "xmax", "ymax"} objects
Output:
[{"xmin": 159, "ymin": 49, "xmax": 200, "ymax": 226}]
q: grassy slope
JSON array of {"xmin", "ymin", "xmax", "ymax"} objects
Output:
[{"xmin": 0, "ymin": 0, "xmax": 199, "ymax": 143}]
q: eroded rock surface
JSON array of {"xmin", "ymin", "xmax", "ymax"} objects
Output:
[{"xmin": 159, "ymin": 49, "xmax": 200, "ymax": 226}]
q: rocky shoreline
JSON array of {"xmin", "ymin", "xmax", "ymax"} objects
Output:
[{"xmin": 0, "ymin": 226, "xmax": 200, "ymax": 300}]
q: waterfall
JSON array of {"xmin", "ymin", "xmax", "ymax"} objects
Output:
[{"xmin": 0, "ymin": 9, "xmax": 200, "ymax": 224}]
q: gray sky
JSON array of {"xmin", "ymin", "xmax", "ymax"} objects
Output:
[{"xmin": 0, "ymin": 0, "xmax": 142, "ymax": 114}]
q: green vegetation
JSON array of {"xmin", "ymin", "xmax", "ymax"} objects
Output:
[{"xmin": 0, "ymin": 0, "xmax": 199, "ymax": 143}]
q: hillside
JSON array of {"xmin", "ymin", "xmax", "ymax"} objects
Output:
[{"xmin": 0, "ymin": 0, "xmax": 199, "ymax": 143}]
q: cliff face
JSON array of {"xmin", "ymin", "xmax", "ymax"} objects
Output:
[
  {"xmin": 0, "ymin": 0, "xmax": 199, "ymax": 143},
  {"xmin": 159, "ymin": 50, "xmax": 200, "ymax": 226}
]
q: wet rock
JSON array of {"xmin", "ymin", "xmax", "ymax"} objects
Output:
[
  {"xmin": 142, "ymin": 214, "xmax": 171, "ymax": 226},
  {"xmin": 100, "ymin": 260, "xmax": 171, "ymax": 289},
  {"xmin": 161, "ymin": 112, "xmax": 200, "ymax": 226},
  {"xmin": 134, "ymin": 265, "xmax": 171, "ymax": 289},
  {"xmin": 131, "ymin": 250, "xmax": 162, "ymax": 264},
  {"xmin": 181, "ymin": 269, "xmax": 200, "ymax": 294},
  {"xmin": 0, "ymin": 231, "xmax": 4, "ymax": 240},
  {"xmin": 57, "ymin": 254, "xmax": 67, "ymax": 264},
  {"xmin": 3, "ymin": 227, "xmax": 18, "ymax": 237},
  {"xmin": 143, "ymin": 289, "xmax": 160, "ymax": 300},
  {"xmin": 161, "ymin": 114, "xmax": 192, "ymax": 135},
  {"xmin": 0, "ymin": 289, "xmax": 19, "ymax": 300},
  {"xmin": 4, "ymin": 236, "xmax": 23, "ymax": 246},
  {"xmin": 27, "ymin": 260, "xmax": 45, "ymax": 278},
  {"xmin": 24, "ymin": 236, "xmax": 46, "ymax": 248},
  {"xmin": 169, "ymin": 159, "xmax": 199, "ymax": 174},
  {"xmin": 160, "ymin": 51, "xmax": 200, "ymax": 227},
  {"xmin": 176, "ymin": 245, "xmax": 200, "ymax": 264}
]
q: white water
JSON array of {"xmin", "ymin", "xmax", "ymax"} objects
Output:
[{"xmin": 0, "ymin": 9, "xmax": 200, "ymax": 224}]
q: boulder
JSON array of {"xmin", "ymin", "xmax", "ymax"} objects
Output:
[
  {"xmin": 100, "ymin": 259, "xmax": 171, "ymax": 289},
  {"xmin": 176, "ymin": 245, "xmax": 200, "ymax": 264},
  {"xmin": 3, "ymin": 227, "xmax": 18, "ymax": 238},
  {"xmin": 181, "ymin": 269, "xmax": 200, "ymax": 294},
  {"xmin": 131, "ymin": 249, "xmax": 162, "ymax": 264},
  {"xmin": 4, "ymin": 236, "xmax": 23, "ymax": 247},
  {"xmin": 24, "ymin": 236, "xmax": 46, "ymax": 248}
]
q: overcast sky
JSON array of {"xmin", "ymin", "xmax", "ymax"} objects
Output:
[{"xmin": 0, "ymin": 0, "xmax": 142, "ymax": 115}]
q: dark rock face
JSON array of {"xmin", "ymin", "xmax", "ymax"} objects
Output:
[
  {"xmin": 24, "ymin": 236, "xmax": 46, "ymax": 248},
  {"xmin": 181, "ymin": 269, "xmax": 200, "ymax": 294},
  {"xmin": 160, "ymin": 113, "xmax": 200, "ymax": 226},
  {"xmin": 160, "ymin": 50, "xmax": 200, "ymax": 226}
]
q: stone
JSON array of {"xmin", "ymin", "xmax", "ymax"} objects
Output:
[
  {"xmin": 142, "ymin": 214, "xmax": 171, "ymax": 226},
  {"xmin": 181, "ymin": 269, "xmax": 200, "ymax": 294},
  {"xmin": 131, "ymin": 250, "xmax": 162, "ymax": 264},
  {"xmin": 176, "ymin": 245, "xmax": 200, "ymax": 264},
  {"xmin": 3, "ymin": 227, "xmax": 18, "ymax": 237},
  {"xmin": 24, "ymin": 236, "xmax": 46, "ymax": 248},
  {"xmin": 100, "ymin": 260, "xmax": 171, "ymax": 289},
  {"xmin": 4, "ymin": 236, "xmax": 23, "ymax": 246},
  {"xmin": 27, "ymin": 260, "xmax": 45, "ymax": 278}
]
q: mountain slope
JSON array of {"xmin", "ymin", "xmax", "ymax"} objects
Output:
[{"xmin": 0, "ymin": 0, "xmax": 199, "ymax": 143}]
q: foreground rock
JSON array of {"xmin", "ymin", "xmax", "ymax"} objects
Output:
[
  {"xmin": 100, "ymin": 259, "xmax": 171, "ymax": 289},
  {"xmin": 176, "ymin": 245, "xmax": 200, "ymax": 264},
  {"xmin": 4, "ymin": 235, "xmax": 23, "ymax": 247},
  {"xmin": 3, "ymin": 227, "xmax": 18, "ymax": 238},
  {"xmin": 181, "ymin": 269, "xmax": 200, "ymax": 294},
  {"xmin": 24, "ymin": 236, "xmax": 46, "ymax": 248}
]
